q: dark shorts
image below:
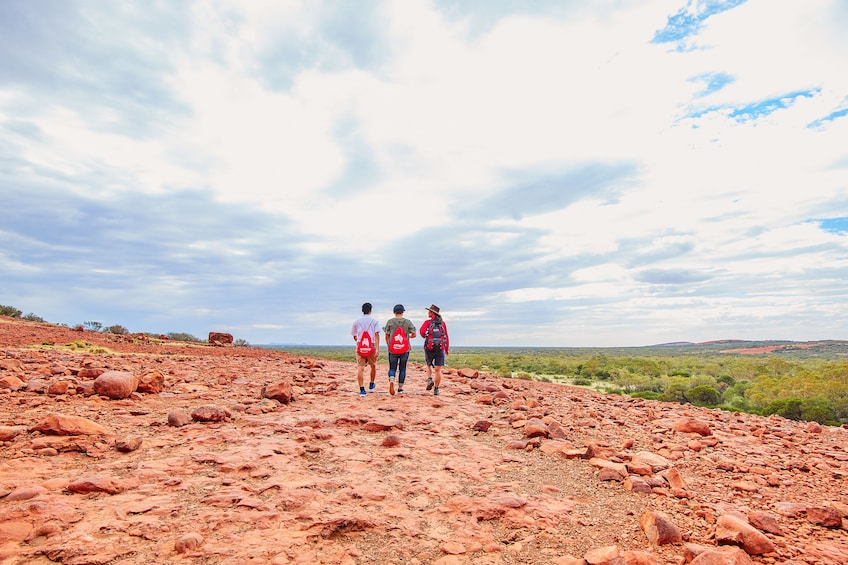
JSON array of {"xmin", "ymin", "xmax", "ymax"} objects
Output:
[{"xmin": 424, "ymin": 348, "xmax": 445, "ymax": 367}]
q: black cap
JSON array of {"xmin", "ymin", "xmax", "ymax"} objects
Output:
[{"xmin": 393, "ymin": 304, "xmax": 405, "ymax": 314}]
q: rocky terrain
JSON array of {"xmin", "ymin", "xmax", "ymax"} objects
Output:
[{"xmin": 0, "ymin": 316, "xmax": 846, "ymax": 565}]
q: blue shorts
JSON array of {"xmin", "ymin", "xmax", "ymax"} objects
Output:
[{"xmin": 424, "ymin": 348, "xmax": 445, "ymax": 367}]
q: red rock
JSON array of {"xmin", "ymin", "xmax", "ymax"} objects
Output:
[
  {"xmin": 625, "ymin": 475, "xmax": 653, "ymax": 493},
  {"xmin": 0, "ymin": 374, "xmax": 25, "ymax": 390},
  {"xmin": 584, "ymin": 545, "xmax": 621, "ymax": 564},
  {"xmin": 659, "ymin": 467, "xmax": 687, "ymax": 489},
  {"xmin": 93, "ymin": 370, "xmax": 138, "ymax": 399},
  {"xmin": 715, "ymin": 514, "xmax": 775, "ymax": 555},
  {"xmin": 77, "ymin": 367, "xmax": 105, "ymax": 379},
  {"xmin": 174, "ymin": 532, "xmax": 204, "ymax": 553},
  {"xmin": 0, "ymin": 425, "xmax": 25, "ymax": 441},
  {"xmin": 362, "ymin": 417, "xmax": 402, "ymax": 431},
  {"xmin": 640, "ymin": 510, "xmax": 682, "ymax": 545},
  {"xmin": 208, "ymin": 332, "xmax": 233, "ymax": 346},
  {"xmin": 523, "ymin": 418, "xmax": 548, "ymax": 438},
  {"xmin": 622, "ymin": 550, "xmax": 659, "ymax": 565},
  {"xmin": 629, "ymin": 454, "xmax": 668, "ymax": 475},
  {"xmin": 191, "ymin": 405, "xmax": 231, "ymax": 422},
  {"xmin": 472, "ymin": 420, "xmax": 492, "ymax": 432},
  {"xmin": 553, "ymin": 557, "xmax": 585, "ymax": 565},
  {"xmin": 690, "ymin": 546, "xmax": 754, "ymax": 564},
  {"xmin": 671, "ymin": 417, "xmax": 712, "ymax": 436},
  {"xmin": 807, "ymin": 506, "xmax": 842, "ymax": 528},
  {"xmin": 47, "ymin": 380, "xmax": 70, "ymax": 394},
  {"xmin": 747, "ymin": 511, "xmax": 784, "ymax": 535},
  {"xmin": 137, "ymin": 369, "xmax": 165, "ymax": 393},
  {"xmin": 167, "ymin": 409, "xmax": 192, "ymax": 427},
  {"xmin": 67, "ymin": 475, "xmax": 125, "ymax": 494},
  {"xmin": 115, "ymin": 436, "xmax": 143, "ymax": 452},
  {"xmin": 0, "ymin": 520, "xmax": 33, "ymax": 543},
  {"xmin": 5, "ymin": 485, "xmax": 47, "ymax": 501},
  {"xmin": 458, "ymin": 368, "xmax": 479, "ymax": 378},
  {"xmin": 30, "ymin": 412, "xmax": 109, "ymax": 436},
  {"xmin": 381, "ymin": 434, "xmax": 401, "ymax": 447},
  {"xmin": 262, "ymin": 381, "xmax": 293, "ymax": 404}
]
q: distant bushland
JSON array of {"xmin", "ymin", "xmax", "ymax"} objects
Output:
[{"xmin": 269, "ymin": 343, "xmax": 848, "ymax": 426}]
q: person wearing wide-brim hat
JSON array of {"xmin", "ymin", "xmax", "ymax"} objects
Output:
[{"xmin": 419, "ymin": 304, "xmax": 449, "ymax": 395}]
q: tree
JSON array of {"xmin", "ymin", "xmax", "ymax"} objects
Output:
[{"xmin": 687, "ymin": 385, "xmax": 721, "ymax": 407}]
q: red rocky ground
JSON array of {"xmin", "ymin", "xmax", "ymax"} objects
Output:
[{"xmin": 1, "ymin": 316, "xmax": 846, "ymax": 565}]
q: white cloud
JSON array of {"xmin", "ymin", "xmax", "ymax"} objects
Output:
[{"xmin": 2, "ymin": 0, "xmax": 848, "ymax": 346}]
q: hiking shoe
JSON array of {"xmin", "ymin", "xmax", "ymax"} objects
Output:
[
  {"xmin": 433, "ymin": 387, "xmax": 439, "ymax": 396},
  {"xmin": 389, "ymin": 380, "xmax": 395, "ymax": 395},
  {"xmin": 397, "ymin": 388, "xmax": 403, "ymax": 394},
  {"xmin": 368, "ymin": 382, "xmax": 376, "ymax": 391},
  {"xmin": 359, "ymin": 389, "xmax": 366, "ymax": 397},
  {"xmin": 426, "ymin": 377, "xmax": 434, "ymax": 391}
]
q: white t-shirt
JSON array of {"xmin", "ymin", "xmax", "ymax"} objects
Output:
[{"xmin": 351, "ymin": 315, "xmax": 380, "ymax": 342}]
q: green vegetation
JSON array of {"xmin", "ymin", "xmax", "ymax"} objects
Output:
[
  {"xmin": 270, "ymin": 343, "xmax": 848, "ymax": 426},
  {"xmin": 1, "ymin": 305, "xmax": 23, "ymax": 317},
  {"xmin": 167, "ymin": 332, "xmax": 202, "ymax": 342}
]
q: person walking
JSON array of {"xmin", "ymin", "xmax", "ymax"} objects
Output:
[
  {"xmin": 351, "ymin": 302, "xmax": 381, "ymax": 397},
  {"xmin": 419, "ymin": 304, "xmax": 449, "ymax": 395},
  {"xmin": 383, "ymin": 304, "xmax": 416, "ymax": 395}
]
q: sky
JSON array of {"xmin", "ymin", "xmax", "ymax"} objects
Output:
[{"xmin": 2, "ymin": 0, "xmax": 848, "ymax": 347}]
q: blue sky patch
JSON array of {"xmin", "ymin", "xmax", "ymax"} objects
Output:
[
  {"xmin": 808, "ymin": 105, "xmax": 848, "ymax": 129},
  {"xmin": 652, "ymin": 0, "xmax": 748, "ymax": 46},
  {"xmin": 819, "ymin": 218, "xmax": 848, "ymax": 234},
  {"xmin": 685, "ymin": 89, "xmax": 819, "ymax": 122},
  {"xmin": 689, "ymin": 72, "xmax": 735, "ymax": 97}
]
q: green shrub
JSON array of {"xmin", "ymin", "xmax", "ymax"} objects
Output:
[
  {"xmin": 572, "ymin": 377, "xmax": 592, "ymax": 386},
  {"xmin": 105, "ymin": 325, "xmax": 129, "ymax": 335},
  {"xmin": 800, "ymin": 397, "xmax": 837, "ymax": 425},
  {"xmin": 687, "ymin": 385, "xmax": 721, "ymax": 406},
  {"xmin": 716, "ymin": 374, "xmax": 736, "ymax": 386},
  {"xmin": 83, "ymin": 321, "xmax": 103, "ymax": 331},
  {"xmin": 0, "ymin": 305, "xmax": 23, "ymax": 317},
  {"xmin": 167, "ymin": 332, "xmax": 201, "ymax": 342},
  {"xmin": 630, "ymin": 391, "xmax": 661, "ymax": 400},
  {"xmin": 22, "ymin": 313, "xmax": 46, "ymax": 322},
  {"xmin": 763, "ymin": 398, "xmax": 803, "ymax": 420},
  {"xmin": 234, "ymin": 338, "xmax": 250, "ymax": 347}
]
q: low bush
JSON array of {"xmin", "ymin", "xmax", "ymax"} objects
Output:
[
  {"xmin": 167, "ymin": 332, "xmax": 201, "ymax": 342},
  {"xmin": 0, "ymin": 305, "xmax": 23, "ymax": 317}
]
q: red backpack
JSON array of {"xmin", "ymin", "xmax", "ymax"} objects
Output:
[
  {"xmin": 357, "ymin": 331, "xmax": 376, "ymax": 357},
  {"xmin": 388, "ymin": 325, "xmax": 410, "ymax": 354}
]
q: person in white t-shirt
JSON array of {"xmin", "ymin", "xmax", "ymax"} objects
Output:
[{"xmin": 351, "ymin": 302, "xmax": 381, "ymax": 397}]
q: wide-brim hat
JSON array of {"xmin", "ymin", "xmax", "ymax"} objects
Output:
[{"xmin": 426, "ymin": 304, "xmax": 440, "ymax": 315}]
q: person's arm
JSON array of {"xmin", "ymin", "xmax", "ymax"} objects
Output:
[
  {"xmin": 409, "ymin": 320, "xmax": 417, "ymax": 339},
  {"xmin": 419, "ymin": 320, "xmax": 429, "ymax": 337},
  {"xmin": 444, "ymin": 322, "xmax": 450, "ymax": 355}
]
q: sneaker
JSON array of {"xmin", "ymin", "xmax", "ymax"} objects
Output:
[
  {"xmin": 389, "ymin": 380, "xmax": 395, "ymax": 395},
  {"xmin": 368, "ymin": 382, "xmax": 376, "ymax": 391},
  {"xmin": 433, "ymin": 387, "xmax": 439, "ymax": 396},
  {"xmin": 426, "ymin": 377, "xmax": 434, "ymax": 391},
  {"xmin": 397, "ymin": 388, "xmax": 404, "ymax": 394},
  {"xmin": 359, "ymin": 389, "xmax": 367, "ymax": 397}
]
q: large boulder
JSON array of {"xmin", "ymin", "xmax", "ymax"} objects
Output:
[
  {"xmin": 208, "ymin": 332, "xmax": 233, "ymax": 346},
  {"xmin": 93, "ymin": 370, "xmax": 139, "ymax": 399}
]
